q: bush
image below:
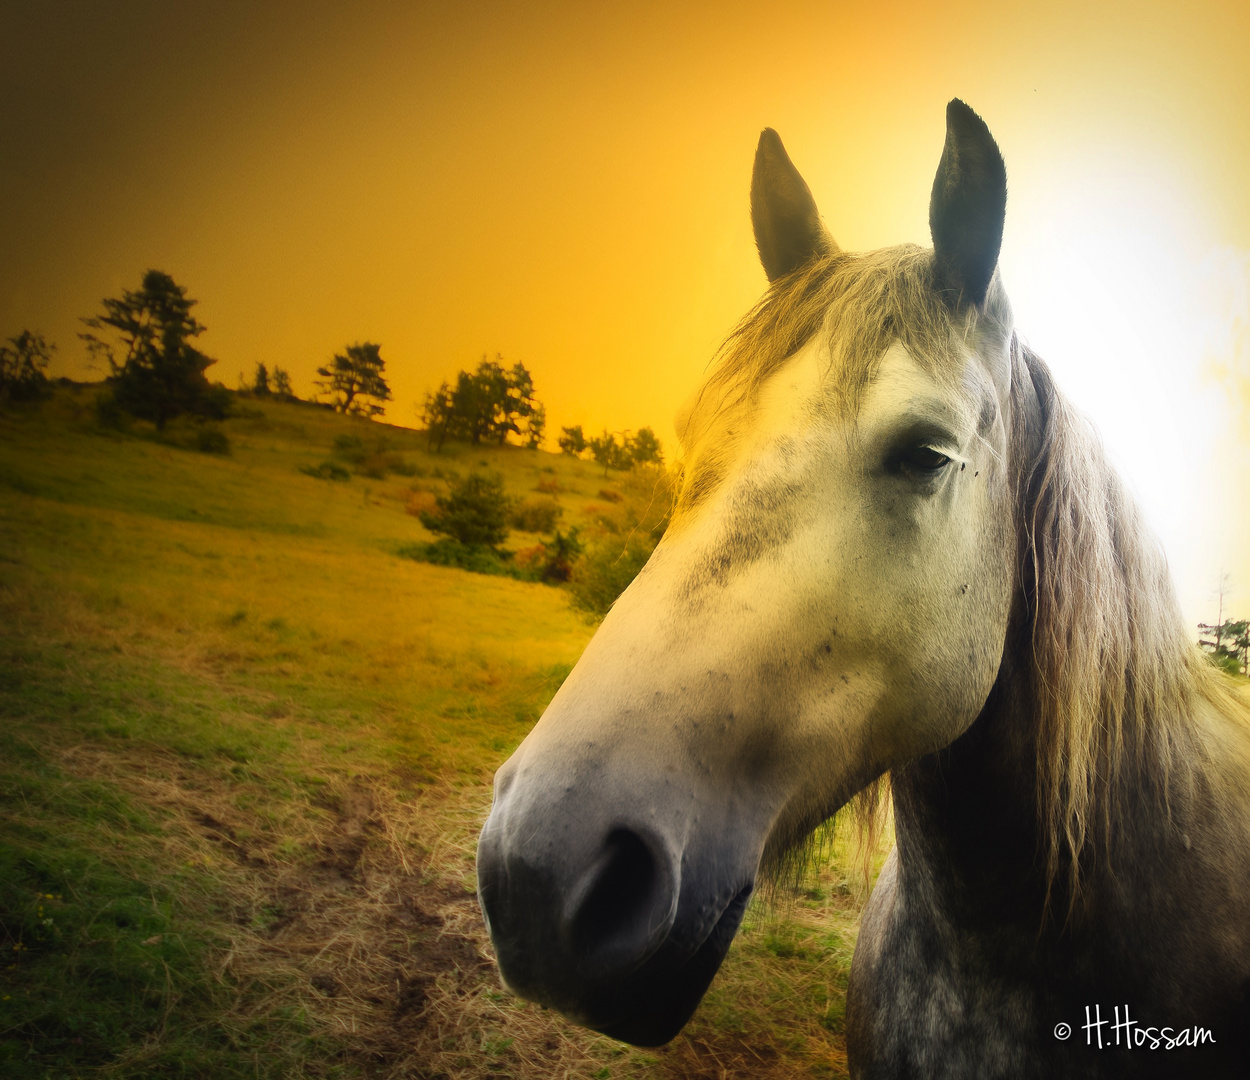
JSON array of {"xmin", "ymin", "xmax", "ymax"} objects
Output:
[
  {"xmin": 568, "ymin": 464, "xmax": 676, "ymax": 617},
  {"xmin": 357, "ymin": 451, "xmax": 416, "ymax": 478},
  {"xmin": 1206, "ymin": 650, "xmax": 1244, "ymax": 677},
  {"xmin": 398, "ymin": 539, "xmax": 536, "ymax": 580},
  {"xmin": 418, "ymin": 471, "xmax": 512, "ymax": 549},
  {"xmin": 538, "ymin": 528, "xmax": 583, "ymax": 582},
  {"xmin": 509, "ymin": 498, "xmax": 563, "ymax": 533},
  {"xmin": 405, "ymin": 491, "xmax": 438, "ymax": 517},
  {"xmin": 332, "ymin": 434, "xmax": 366, "ymax": 462},
  {"xmin": 195, "ymin": 427, "xmax": 230, "ymax": 454},
  {"xmin": 569, "ymin": 538, "xmax": 655, "ymax": 615},
  {"xmin": 94, "ymin": 390, "xmax": 131, "ymax": 431},
  {"xmin": 299, "ymin": 461, "xmax": 351, "ymax": 481},
  {"xmin": 514, "ymin": 529, "xmax": 583, "ymax": 583}
]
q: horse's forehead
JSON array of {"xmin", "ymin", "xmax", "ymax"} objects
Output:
[
  {"xmin": 673, "ymin": 328, "xmax": 1008, "ymax": 518},
  {"xmin": 856, "ymin": 343, "xmax": 998, "ymax": 427},
  {"xmin": 754, "ymin": 339, "xmax": 995, "ymax": 437}
]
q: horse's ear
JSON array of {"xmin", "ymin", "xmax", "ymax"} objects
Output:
[
  {"xmin": 751, "ymin": 129, "xmax": 836, "ymax": 282},
  {"xmin": 929, "ymin": 99, "xmax": 1007, "ymax": 307}
]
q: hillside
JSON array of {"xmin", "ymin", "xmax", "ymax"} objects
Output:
[{"xmin": 0, "ymin": 386, "xmax": 877, "ymax": 1079}]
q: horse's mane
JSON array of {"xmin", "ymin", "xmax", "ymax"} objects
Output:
[
  {"xmin": 1015, "ymin": 343, "xmax": 1221, "ymax": 912},
  {"xmin": 693, "ymin": 244, "xmax": 1229, "ymax": 913}
]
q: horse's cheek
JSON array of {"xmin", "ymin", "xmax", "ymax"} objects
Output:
[{"xmin": 881, "ymin": 486, "xmax": 1014, "ymax": 753}]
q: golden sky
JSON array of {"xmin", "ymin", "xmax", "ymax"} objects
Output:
[{"xmin": 3, "ymin": 0, "xmax": 1250, "ymax": 627}]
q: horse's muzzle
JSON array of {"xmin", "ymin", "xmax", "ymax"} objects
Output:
[{"xmin": 475, "ymin": 755, "xmax": 759, "ymax": 1045}]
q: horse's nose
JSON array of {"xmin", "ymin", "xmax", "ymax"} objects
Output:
[
  {"xmin": 477, "ymin": 812, "xmax": 679, "ymax": 999},
  {"xmin": 564, "ymin": 827, "xmax": 677, "ymax": 977}
]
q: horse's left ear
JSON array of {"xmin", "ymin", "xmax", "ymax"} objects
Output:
[
  {"xmin": 751, "ymin": 129, "xmax": 836, "ymax": 282},
  {"xmin": 929, "ymin": 99, "xmax": 1007, "ymax": 307}
]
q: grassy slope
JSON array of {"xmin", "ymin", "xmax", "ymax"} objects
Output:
[{"xmin": 0, "ymin": 387, "xmax": 880, "ymax": 1079}]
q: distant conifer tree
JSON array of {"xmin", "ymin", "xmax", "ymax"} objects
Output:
[
  {"xmin": 418, "ymin": 471, "xmax": 513, "ymax": 549},
  {"xmin": 316, "ymin": 342, "xmax": 392, "ymax": 417},
  {"xmin": 79, "ymin": 270, "xmax": 226, "ymax": 430},
  {"xmin": 0, "ymin": 330, "xmax": 55, "ymax": 403}
]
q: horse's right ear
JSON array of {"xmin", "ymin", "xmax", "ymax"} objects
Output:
[
  {"xmin": 751, "ymin": 129, "xmax": 836, "ymax": 282},
  {"xmin": 929, "ymin": 99, "xmax": 1007, "ymax": 308}
]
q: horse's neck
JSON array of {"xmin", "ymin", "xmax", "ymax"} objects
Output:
[
  {"xmin": 890, "ymin": 642, "xmax": 1241, "ymax": 934},
  {"xmin": 890, "ymin": 644, "xmax": 1052, "ymax": 926}
]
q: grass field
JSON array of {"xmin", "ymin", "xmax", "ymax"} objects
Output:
[{"xmin": 0, "ymin": 386, "xmax": 884, "ymax": 1079}]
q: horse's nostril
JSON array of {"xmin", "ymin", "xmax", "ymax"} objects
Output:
[{"xmin": 568, "ymin": 828, "xmax": 674, "ymax": 975}]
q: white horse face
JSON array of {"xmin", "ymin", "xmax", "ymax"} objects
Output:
[{"xmin": 478, "ymin": 101, "xmax": 1016, "ymax": 1045}]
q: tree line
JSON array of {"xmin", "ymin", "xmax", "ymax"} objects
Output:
[
  {"xmin": 419, "ymin": 356, "xmax": 665, "ymax": 473},
  {"xmin": 556, "ymin": 424, "xmax": 663, "ymax": 473},
  {"xmin": 2, "ymin": 268, "xmax": 399, "ymax": 431},
  {"xmin": 7, "ymin": 268, "xmax": 666, "ymax": 476}
]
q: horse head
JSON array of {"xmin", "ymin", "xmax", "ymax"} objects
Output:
[{"xmin": 476, "ymin": 100, "xmax": 1036, "ymax": 1046}]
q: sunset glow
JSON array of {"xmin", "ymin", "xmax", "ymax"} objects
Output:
[{"xmin": 3, "ymin": 0, "xmax": 1249, "ymax": 627}]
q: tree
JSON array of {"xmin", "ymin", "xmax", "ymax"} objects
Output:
[
  {"xmin": 418, "ymin": 470, "xmax": 513, "ymax": 549},
  {"xmin": 252, "ymin": 363, "xmax": 271, "ymax": 394},
  {"xmin": 316, "ymin": 342, "xmax": 392, "ymax": 417},
  {"xmin": 271, "ymin": 367, "xmax": 294, "ymax": 397},
  {"xmin": 588, "ymin": 430, "xmax": 634, "ymax": 475},
  {"xmin": 0, "ymin": 330, "xmax": 54, "ymax": 403},
  {"xmin": 420, "ymin": 355, "xmax": 545, "ymax": 450},
  {"xmin": 1199, "ymin": 618, "xmax": 1249, "ymax": 676},
  {"xmin": 79, "ymin": 270, "xmax": 225, "ymax": 430},
  {"xmin": 450, "ymin": 361, "xmax": 503, "ymax": 444},
  {"xmin": 421, "ymin": 380, "xmax": 456, "ymax": 451},
  {"xmin": 1198, "ymin": 572, "xmax": 1247, "ymax": 676},
  {"xmin": 629, "ymin": 426, "xmax": 663, "ymax": 466},
  {"xmin": 558, "ymin": 425, "xmax": 587, "ymax": 456},
  {"xmin": 525, "ymin": 402, "xmax": 547, "ymax": 449}
]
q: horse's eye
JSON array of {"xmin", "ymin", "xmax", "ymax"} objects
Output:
[{"xmin": 892, "ymin": 445, "xmax": 952, "ymax": 476}]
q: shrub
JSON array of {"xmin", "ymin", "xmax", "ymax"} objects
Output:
[
  {"xmin": 509, "ymin": 498, "xmax": 563, "ymax": 534},
  {"xmin": 596, "ymin": 488, "xmax": 623, "ymax": 503},
  {"xmin": 94, "ymin": 390, "xmax": 131, "ymax": 431},
  {"xmin": 398, "ymin": 539, "xmax": 536, "ymax": 581},
  {"xmin": 299, "ymin": 461, "xmax": 351, "ymax": 481},
  {"xmin": 332, "ymin": 434, "xmax": 365, "ymax": 462},
  {"xmin": 569, "ymin": 537, "xmax": 654, "ymax": 616},
  {"xmin": 568, "ymin": 464, "xmax": 676, "ymax": 617},
  {"xmin": 195, "ymin": 427, "xmax": 230, "ymax": 455},
  {"xmin": 537, "ymin": 528, "xmax": 583, "ymax": 583},
  {"xmin": 1207, "ymin": 651, "xmax": 1244, "ymax": 678},
  {"xmin": 418, "ymin": 471, "xmax": 512, "ymax": 549},
  {"xmin": 513, "ymin": 544, "xmax": 546, "ymax": 572},
  {"xmin": 535, "ymin": 477, "xmax": 562, "ymax": 494},
  {"xmin": 405, "ymin": 491, "xmax": 438, "ymax": 517},
  {"xmin": 356, "ymin": 451, "xmax": 417, "ymax": 478}
]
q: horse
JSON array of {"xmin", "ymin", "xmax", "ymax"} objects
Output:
[{"xmin": 475, "ymin": 100, "xmax": 1250, "ymax": 1076}]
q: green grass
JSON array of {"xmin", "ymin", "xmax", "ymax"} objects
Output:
[{"xmin": 0, "ymin": 386, "xmax": 883, "ymax": 1078}]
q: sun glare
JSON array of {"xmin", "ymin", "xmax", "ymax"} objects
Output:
[{"xmin": 1000, "ymin": 162, "xmax": 1248, "ymax": 628}]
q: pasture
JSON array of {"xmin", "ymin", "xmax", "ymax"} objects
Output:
[{"xmin": 0, "ymin": 386, "xmax": 880, "ymax": 1079}]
